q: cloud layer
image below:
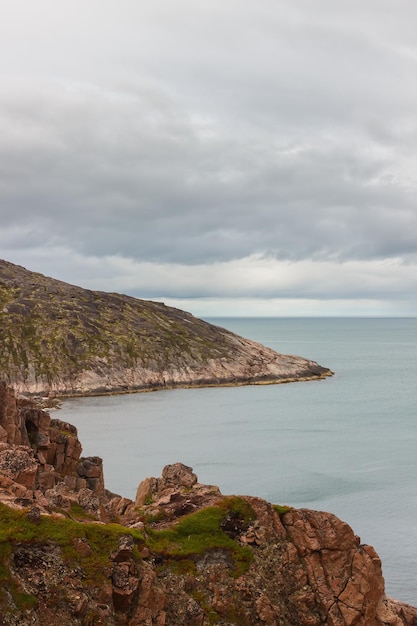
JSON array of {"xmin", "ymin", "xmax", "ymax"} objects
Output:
[{"xmin": 1, "ymin": 1, "xmax": 417, "ymax": 314}]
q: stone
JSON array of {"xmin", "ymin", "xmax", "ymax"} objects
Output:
[
  {"xmin": 77, "ymin": 488, "xmax": 100, "ymax": 515},
  {"xmin": 0, "ymin": 382, "xmax": 29, "ymax": 446},
  {"xmin": 160, "ymin": 463, "xmax": 197, "ymax": 489},
  {"xmin": 111, "ymin": 535, "xmax": 134, "ymax": 562},
  {"xmin": 36, "ymin": 464, "xmax": 56, "ymax": 490},
  {"xmin": 77, "ymin": 456, "xmax": 105, "ymax": 495},
  {"xmin": 73, "ymin": 538, "xmax": 92, "ymax": 557},
  {"xmin": 0, "ymin": 446, "xmax": 38, "ymax": 488},
  {"xmin": 135, "ymin": 476, "xmax": 159, "ymax": 506},
  {"xmin": 27, "ymin": 505, "xmax": 41, "ymax": 524},
  {"xmin": 111, "ymin": 538, "xmax": 140, "ymax": 612}
]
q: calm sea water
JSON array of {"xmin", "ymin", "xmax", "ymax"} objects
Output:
[{"xmin": 58, "ymin": 317, "xmax": 417, "ymax": 604}]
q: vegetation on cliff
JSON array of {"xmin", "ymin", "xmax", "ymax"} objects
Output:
[
  {"xmin": 145, "ymin": 496, "xmax": 255, "ymax": 577},
  {"xmin": 0, "ymin": 497, "xmax": 254, "ymax": 618},
  {"xmin": 0, "ymin": 503, "xmax": 143, "ymax": 608}
]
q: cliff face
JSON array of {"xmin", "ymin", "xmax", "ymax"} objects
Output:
[
  {"xmin": 0, "ymin": 259, "xmax": 332, "ymax": 396},
  {"xmin": 0, "ymin": 384, "xmax": 416, "ymax": 626}
]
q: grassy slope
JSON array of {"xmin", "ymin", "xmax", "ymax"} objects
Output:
[{"xmin": 0, "ymin": 260, "xmax": 239, "ymax": 389}]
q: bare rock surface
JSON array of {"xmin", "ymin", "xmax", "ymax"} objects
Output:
[
  {"xmin": 0, "ymin": 259, "xmax": 332, "ymax": 396},
  {"xmin": 0, "ymin": 381, "xmax": 108, "ymax": 516},
  {"xmin": 0, "ymin": 385, "xmax": 416, "ymax": 625}
]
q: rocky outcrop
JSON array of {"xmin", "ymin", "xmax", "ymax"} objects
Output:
[
  {"xmin": 121, "ymin": 465, "xmax": 417, "ymax": 626},
  {"xmin": 0, "ymin": 259, "xmax": 332, "ymax": 396},
  {"xmin": 0, "ymin": 385, "xmax": 416, "ymax": 626},
  {"xmin": 0, "ymin": 381, "xmax": 108, "ymax": 516}
]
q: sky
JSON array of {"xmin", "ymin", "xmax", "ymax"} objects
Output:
[{"xmin": 1, "ymin": 0, "xmax": 417, "ymax": 317}]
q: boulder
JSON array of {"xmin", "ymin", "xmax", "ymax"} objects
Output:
[{"xmin": 77, "ymin": 456, "xmax": 105, "ymax": 496}]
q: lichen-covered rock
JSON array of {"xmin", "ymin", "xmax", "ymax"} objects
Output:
[
  {"xmin": 47, "ymin": 419, "xmax": 82, "ymax": 476},
  {"xmin": 0, "ymin": 446, "xmax": 38, "ymax": 489},
  {"xmin": 135, "ymin": 462, "xmax": 198, "ymax": 505},
  {"xmin": 77, "ymin": 455, "xmax": 105, "ymax": 496}
]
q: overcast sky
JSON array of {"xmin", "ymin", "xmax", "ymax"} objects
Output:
[{"xmin": 1, "ymin": 0, "xmax": 417, "ymax": 316}]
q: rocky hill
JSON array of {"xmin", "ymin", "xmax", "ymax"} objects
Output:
[
  {"xmin": 0, "ymin": 383, "xmax": 416, "ymax": 626},
  {"xmin": 0, "ymin": 259, "xmax": 332, "ymax": 397}
]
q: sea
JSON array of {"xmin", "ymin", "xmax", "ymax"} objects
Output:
[{"xmin": 57, "ymin": 317, "xmax": 417, "ymax": 605}]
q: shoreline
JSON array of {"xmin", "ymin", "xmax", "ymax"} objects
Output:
[{"xmin": 18, "ymin": 368, "xmax": 334, "ymax": 402}]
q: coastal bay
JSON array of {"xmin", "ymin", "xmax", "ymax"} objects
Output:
[{"xmin": 59, "ymin": 317, "xmax": 417, "ymax": 605}]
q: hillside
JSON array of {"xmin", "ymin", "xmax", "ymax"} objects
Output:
[{"xmin": 0, "ymin": 260, "xmax": 332, "ymax": 396}]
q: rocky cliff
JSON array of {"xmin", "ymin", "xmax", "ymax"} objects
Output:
[
  {"xmin": 0, "ymin": 383, "xmax": 416, "ymax": 626},
  {"xmin": 0, "ymin": 259, "xmax": 332, "ymax": 396}
]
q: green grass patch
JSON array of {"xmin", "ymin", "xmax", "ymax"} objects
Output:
[
  {"xmin": 191, "ymin": 590, "xmax": 219, "ymax": 624},
  {"xmin": 147, "ymin": 497, "xmax": 255, "ymax": 577},
  {"xmin": 273, "ymin": 504, "xmax": 293, "ymax": 515},
  {"xmin": 0, "ymin": 503, "xmax": 145, "ymax": 605},
  {"xmin": 68, "ymin": 502, "xmax": 96, "ymax": 521},
  {"xmin": 11, "ymin": 585, "xmax": 38, "ymax": 611}
]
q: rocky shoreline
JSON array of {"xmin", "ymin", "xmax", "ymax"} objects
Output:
[
  {"xmin": 13, "ymin": 344, "xmax": 333, "ymax": 398},
  {"xmin": 0, "ymin": 382, "xmax": 416, "ymax": 626}
]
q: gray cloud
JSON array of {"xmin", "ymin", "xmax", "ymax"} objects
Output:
[{"xmin": 1, "ymin": 1, "xmax": 417, "ymax": 313}]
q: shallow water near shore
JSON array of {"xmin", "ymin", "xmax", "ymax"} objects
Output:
[{"xmin": 59, "ymin": 317, "xmax": 417, "ymax": 605}]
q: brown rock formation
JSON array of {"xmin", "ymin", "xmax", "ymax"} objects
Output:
[
  {"xmin": 0, "ymin": 381, "xmax": 107, "ymax": 516},
  {"xmin": 0, "ymin": 385, "xmax": 416, "ymax": 626},
  {"xmin": 122, "ymin": 466, "xmax": 416, "ymax": 626}
]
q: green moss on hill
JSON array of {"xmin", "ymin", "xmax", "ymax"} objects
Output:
[
  {"xmin": 0, "ymin": 260, "xmax": 236, "ymax": 390},
  {"xmin": 146, "ymin": 497, "xmax": 255, "ymax": 576},
  {"xmin": 0, "ymin": 503, "xmax": 144, "ymax": 609}
]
